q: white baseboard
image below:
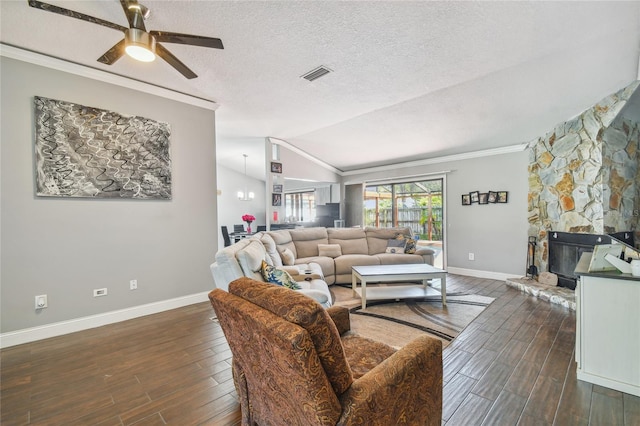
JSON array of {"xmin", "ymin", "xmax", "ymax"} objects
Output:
[
  {"xmin": 448, "ymin": 267, "xmax": 521, "ymax": 282},
  {"xmin": 0, "ymin": 291, "xmax": 211, "ymax": 349}
]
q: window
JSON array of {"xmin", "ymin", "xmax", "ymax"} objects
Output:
[{"xmin": 285, "ymin": 191, "xmax": 316, "ymax": 222}]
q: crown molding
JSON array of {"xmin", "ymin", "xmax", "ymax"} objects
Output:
[
  {"xmin": 269, "ymin": 136, "xmax": 528, "ymax": 178},
  {"xmin": 268, "ymin": 137, "xmax": 342, "ymax": 174},
  {"xmin": 340, "ymin": 143, "xmax": 528, "ymax": 177},
  {"xmin": 0, "ymin": 43, "xmax": 218, "ymax": 111}
]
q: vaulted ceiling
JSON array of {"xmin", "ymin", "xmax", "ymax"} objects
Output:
[{"xmin": 2, "ymin": 1, "xmax": 639, "ymax": 178}]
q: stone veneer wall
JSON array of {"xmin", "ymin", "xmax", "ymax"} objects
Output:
[
  {"xmin": 528, "ymin": 81, "xmax": 640, "ymax": 272},
  {"xmin": 603, "ymin": 106, "xmax": 639, "ymax": 233}
]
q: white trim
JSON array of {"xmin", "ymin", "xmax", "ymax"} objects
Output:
[
  {"xmin": 341, "ymin": 144, "xmax": 528, "ymax": 177},
  {"xmin": 0, "ymin": 44, "xmax": 218, "ymax": 111},
  {"xmin": 268, "ymin": 137, "xmax": 343, "ymax": 174},
  {"xmin": 0, "ymin": 291, "xmax": 211, "ymax": 349},
  {"xmin": 359, "ymin": 170, "xmax": 452, "ymax": 184},
  {"xmin": 267, "ymin": 137, "xmax": 527, "ymax": 178},
  {"xmin": 448, "ymin": 266, "xmax": 521, "ymax": 282}
]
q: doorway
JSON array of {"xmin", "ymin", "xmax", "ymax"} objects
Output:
[{"xmin": 364, "ymin": 178, "xmax": 444, "ymax": 268}]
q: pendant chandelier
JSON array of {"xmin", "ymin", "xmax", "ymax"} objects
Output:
[{"xmin": 237, "ymin": 154, "xmax": 255, "ymax": 201}]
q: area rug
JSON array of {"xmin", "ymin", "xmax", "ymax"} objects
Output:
[{"xmin": 331, "ymin": 284, "xmax": 494, "ymax": 348}]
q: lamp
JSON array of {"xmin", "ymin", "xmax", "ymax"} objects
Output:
[
  {"xmin": 125, "ymin": 28, "xmax": 156, "ymax": 62},
  {"xmin": 237, "ymin": 154, "xmax": 255, "ymax": 201}
]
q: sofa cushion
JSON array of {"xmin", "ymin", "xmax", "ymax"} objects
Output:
[
  {"xmin": 236, "ymin": 240, "xmax": 269, "ymax": 282},
  {"xmin": 365, "ymin": 227, "xmax": 413, "ymax": 255},
  {"xmin": 341, "ymin": 334, "xmax": 397, "ymax": 379},
  {"xmin": 261, "ymin": 260, "xmax": 301, "ymax": 289},
  {"xmin": 229, "ymin": 278, "xmax": 354, "ymax": 396},
  {"xmin": 385, "ymin": 238, "xmax": 406, "ymax": 254},
  {"xmin": 290, "ymin": 227, "xmax": 329, "ymax": 258},
  {"xmin": 327, "ymin": 228, "xmax": 368, "ymax": 254},
  {"xmin": 259, "ymin": 233, "xmax": 283, "ymax": 267},
  {"xmin": 334, "ymin": 254, "xmax": 380, "ymax": 276},
  {"xmin": 278, "ymin": 247, "xmax": 295, "ymax": 265},
  {"xmin": 295, "ymin": 256, "xmax": 336, "ymax": 285},
  {"xmin": 267, "ymin": 230, "xmax": 297, "ymax": 258},
  {"xmin": 395, "ymin": 234, "xmax": 417, "ymax": 254},
  {"xmin": 375, "ymin": 253, "xmax": 425, "ymax": 265},
  {"xmin": 318, "ymin": 244, "xmax": 342, "ymax": 258}
]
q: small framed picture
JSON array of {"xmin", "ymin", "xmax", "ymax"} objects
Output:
[
  {"xmin": 470, "ymin": 191, "xmax": 480, "ymax": 203},
  {"xmin": 497, "ymin": 191, "xmax": 509, "ymax": 203},
  {"xmin": 272, "ymin": 193, "xmax": 282, "ymax": 206},
  {"xmin": 270, "ymin": 162, "xmax": 282, "ymax": 173},
  {"xmin": 479, "ymin": 193, "xmax": 489, "ymax": 204},
  {"xmin": 462, "ymin": 194, "xmax": 471, "ymax": 205},
  {"xmin": 272, "ymin": 184, "xmax": 283, "ymax": 193},
  {"xmin": 488, "ymin": 191, "xmax": 498, "ymax": 203}
]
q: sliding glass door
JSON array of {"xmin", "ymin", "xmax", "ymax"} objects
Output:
[{"xmin": 364, "ymin": 178, "xmax": 444, "ymax": 268}]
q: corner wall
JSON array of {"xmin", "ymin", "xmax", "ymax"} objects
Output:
[
  {"xmin": 527, "ymin": 81, "xmax": 640, "ymax": 271},
  {"xmin": 1, "ymin": 57, "xmax": 218, "ymax": 335},
  {"xmin": 343, "ymin": 149, "xmax": 529, "ymax": 277}
]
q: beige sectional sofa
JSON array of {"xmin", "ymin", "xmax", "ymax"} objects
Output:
[
  {"xmin": 268, "ymin": 226, "xmax": 435, "ymax": 284},
  {"xmin": 210, "ymin": 226, "xmax": 435, "ymax": 307}
]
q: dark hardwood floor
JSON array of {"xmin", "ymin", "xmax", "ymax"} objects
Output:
[{"xmin": 2, "ymin": 275, "xmax": 639, "ymax": 425}]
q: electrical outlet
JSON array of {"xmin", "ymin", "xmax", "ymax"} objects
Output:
[
  {"xmin": 35, "ymin": 294, "xmax": 48, "ymax": 309},
  {"xmin": 468, "ymin": 252, "xmax": 475, "ymax": 261},
  {"xmin": 130, "ymin": 279, "xmax": 138, "ymax": 290},
  {"xmin": 93, "ymin": 288, "xmax": 108, "ymax": 297}
]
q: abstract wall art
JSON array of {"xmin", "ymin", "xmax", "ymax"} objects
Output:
[{"xmin": 34, "ymin": 96, "xmax": 172, "ymax": 199}]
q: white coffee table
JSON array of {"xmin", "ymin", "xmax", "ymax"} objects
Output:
[{"xmin": 351, "ymin": 264, "xmax": 447, "ymax": 309}]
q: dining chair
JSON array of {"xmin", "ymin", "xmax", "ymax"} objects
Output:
[
  {"xmin": 234, "ymin": 224, "xmax": 245, "ymax": 233},
  {"xmin": 221, "ymin": 226, "xmax": 232, "ymax": 247}
]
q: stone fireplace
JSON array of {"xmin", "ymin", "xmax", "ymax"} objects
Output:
[
  {"xmin": 527, "ymin": 81, "xmax": 640, "ymax": 278},
  {"xmin": 547, "ymin": 231, "xmax": 615, "ymax": 289}
]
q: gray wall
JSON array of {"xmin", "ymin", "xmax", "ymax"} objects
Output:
[
  {"xmin": 342, "ymin": 150, "xmax": 529, "ymax": 276},
  {"xmin": 279, "ymin": 144, "xmax": 340, "ymax": 184},
  {"xmin": 216, "ymin": 164, "xmax": 266, "ymax": 248},
  {"xmin": 1, "ymin": 57, "xmax": 218, "ymax": 333}
]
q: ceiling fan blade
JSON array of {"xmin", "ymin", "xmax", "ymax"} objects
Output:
[
  {"xmin": 150, "ymin": 31, "xmax": 224, "ymax": 49},
  {"xmin": 119, "ymin": 0, "xmax": 146, "ymax": 31},
  {"xmin": 156, "ymin": 43, "xmax": 197, "ymax": 79},
  {"xmin": 97, "ymin": 39, "xmax": 126, "ymax": 65},
  {"xmin": 28, "ymin": 0, "xmax": 127, "ymax": 32}
]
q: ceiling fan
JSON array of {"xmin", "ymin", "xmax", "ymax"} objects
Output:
[{"xmin": 27, "ymin": 0, "xmax": 224, "ymax": 79}]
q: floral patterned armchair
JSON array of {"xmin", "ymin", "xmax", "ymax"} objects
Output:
[{"xmin": 208, "ymin": 277, "xmax": 442, "ymax": 425}]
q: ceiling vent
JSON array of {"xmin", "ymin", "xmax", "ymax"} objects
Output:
[{"xmin": 301, "ymin": 66, "xmax": 332, "ymax": 82}]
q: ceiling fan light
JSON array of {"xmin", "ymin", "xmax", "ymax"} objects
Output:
[
  {"xmin": 128, "ymin": 4, "xmax": 151, "ymax": 19},
  {"xmin": 125, "ymin": 28, "xmax": 156, "ymax": 62}
]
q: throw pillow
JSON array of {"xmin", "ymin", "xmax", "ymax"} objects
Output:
[
  {"xmin": 277, "ymin": 247, "xmax": 295, "ymax": 266},
  {"xmin": 396, "ymin": 234, "xmax": 417, "ymax": 254},
  {"xmin": 261, "ymin": 260, "xmax": 301, "ymax": 290},
  {"xmin": 385, "ymin": 238, "xmax": 406, "ymax": 254},
  {"xmin": 318, "ymin": 243, "xmax": 342, "ymax": 258}
]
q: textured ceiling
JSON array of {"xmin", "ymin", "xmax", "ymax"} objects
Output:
[{"xmin": 1, "ymin": 1, "xmax": 639, "ymax": 178}]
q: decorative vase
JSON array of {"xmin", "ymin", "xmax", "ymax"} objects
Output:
[{"xmin": 246, "ymin": 222, "xmax": 252, "ymax": 233}]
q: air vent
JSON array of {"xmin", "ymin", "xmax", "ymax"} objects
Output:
[{"xmin": 301, "ymin": 66, "xmax": 332, "ymax": 82}]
